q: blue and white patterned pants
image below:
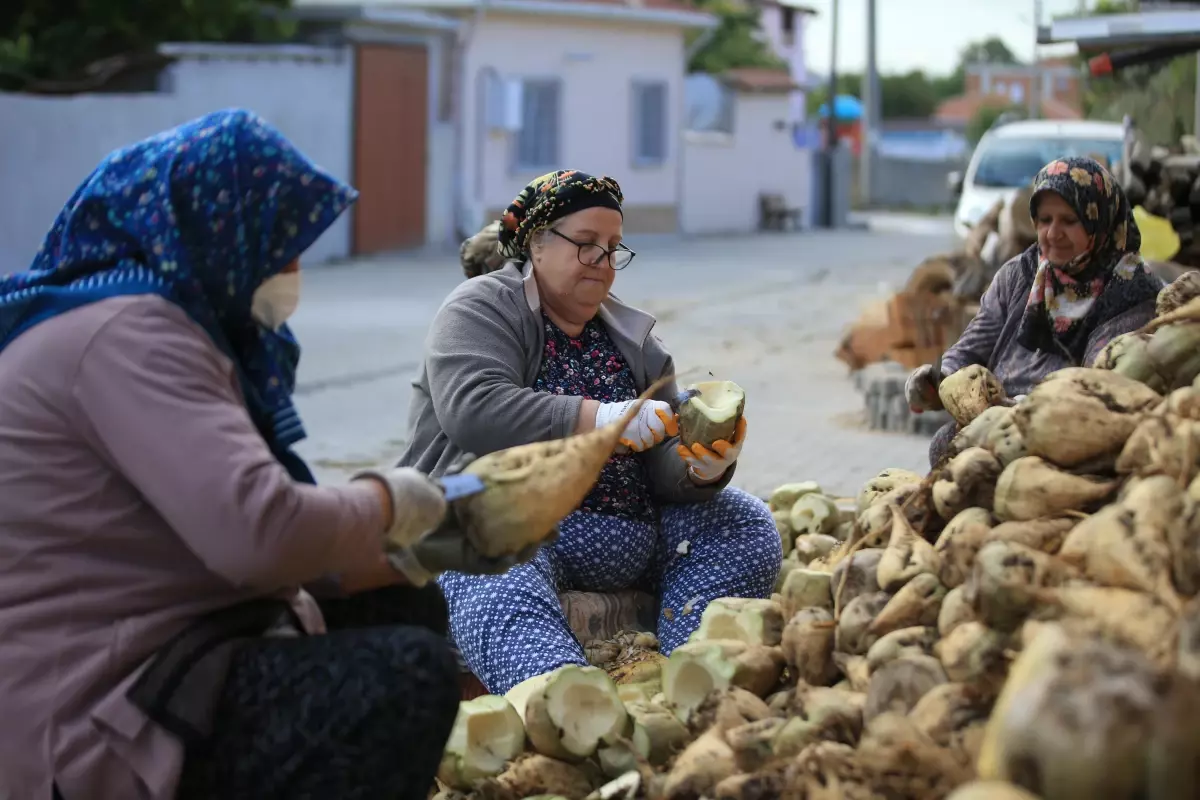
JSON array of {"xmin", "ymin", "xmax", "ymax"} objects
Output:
[{"xmin": 438, "ymin": 487, "xmax": 781, "ymax": 694}]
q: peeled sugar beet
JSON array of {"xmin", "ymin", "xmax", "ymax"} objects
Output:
[
  {"xmin": 769, "ymin": 481, "xmax": 821, "ymax": 513},
  {"xmin": 789, "ymin": 493, "xmax": 840, "ymax": 537},
  {"xmin": 793, "ymin": 533, "xmax": 839, "ymax": 565},
  {"xmin": 437, "ymin": 695, "xmax": 527, "ymax": 789},
  {"xmin": 939, "ymin": 365, "xmax": 1008, "ymax": 427},
  {"xmin": 676, "ymin": 380, "xmax": 745, "ymax": 449},
  {"xmin": 781, "ymin": 568, "xmax": 833, "ymax": 617},
  {"xmin": 1015, "ymin": 367, "xmax": 1162, "ymax": 468},
  {"xmin": 1093, "ymin": 331, "xmax": 1168, "ymax": 393},
  {"xmin": 993, "ymin": 456, "xmax": 1116, "ymax": 521},
  {"xmin": 519, "ymin": 665, "xmax": 628, "ymax": 762},
  {"xmin": 692, "ymin": 598, "xmax": 785, "ymax": 647}
]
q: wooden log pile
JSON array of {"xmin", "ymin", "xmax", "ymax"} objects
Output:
[{"xmin": 1122, "ymin": 142, "xmax": 1200, "ymax": 269}]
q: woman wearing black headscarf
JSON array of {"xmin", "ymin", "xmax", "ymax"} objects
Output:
[{"xmin": 398, "ymin": 169, "xmax": 782, "ymax": 698}]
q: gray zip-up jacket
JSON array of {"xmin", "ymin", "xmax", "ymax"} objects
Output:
[{"xmin": 397, "ymin": 261, "xmax": 734, "ymax": 505}]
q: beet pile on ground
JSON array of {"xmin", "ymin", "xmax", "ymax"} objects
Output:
[{"xmin": 431, "ymin": 275, "xmax": 1200, "ymax": 800}]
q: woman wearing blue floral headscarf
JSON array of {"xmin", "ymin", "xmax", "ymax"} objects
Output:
[{"xmin": 0, "ymin": 110, "xmax": 524, "ymax": 800}]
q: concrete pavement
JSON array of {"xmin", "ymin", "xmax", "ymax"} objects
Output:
[{"xmin": 289, "ymin": 226, "xmax": 958, "ymax": 499}]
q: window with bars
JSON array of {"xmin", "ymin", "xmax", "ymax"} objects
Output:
[
  {"xmin": 513, "ymin": 79, "xmax": 561, "ymax": 171},
  {"xmin": 632, "ymin": 80, "xmax": 668, "ymax": 167}
]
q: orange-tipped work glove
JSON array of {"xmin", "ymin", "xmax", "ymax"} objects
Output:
[
  {"xmin": 595, "ymin": 400, "xmax": 679, "ymax": 452},
  {"xmin": 676, "ymin": 416, "xmax": 747, "ymax": 483}
]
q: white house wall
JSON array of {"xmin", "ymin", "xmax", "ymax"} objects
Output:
[
  {"xmin": 0, "ymin": 49, "xmax": 355, "ymax": 274},
  {"xmin": 681, "ymin": 94, "xmax": 811, "ymax": 234},
  {"xmin": 459, "ymin": 14, "xmax": 685, "ymax": 232}
]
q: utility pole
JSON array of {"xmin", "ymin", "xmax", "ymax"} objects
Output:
[
  {"xmin": 1029, "ymin": 0, "xmax": 1043, "ymax": 119},
  {"xmin": 823, "ymin": 0, "xmax": 840, "ymax": 228},
  {"xmin": 1195, "ymin": 51, "xmax": 1200, "ymax": 137},
  {"xmin": 860, "ymin": 0, "xmax": 878, "ymax": 209}
]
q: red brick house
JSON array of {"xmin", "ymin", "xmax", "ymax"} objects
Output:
[{"xmin": 935, "ymin": 58, "xmax": 1083, "ymax": 124}]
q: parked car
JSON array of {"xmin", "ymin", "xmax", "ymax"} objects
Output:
[{"xmin": 948, "ymin": 119, "xmax": 1127, "ymax": 241}]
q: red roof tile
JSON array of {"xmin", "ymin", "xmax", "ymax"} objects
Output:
[
  {"xmin": 934, "ymin": 92, "xmax": 1081, "ymax": 123},
  {"xmin": 722, "ymin": 67, "xmax": 799, "ymax": 93}
]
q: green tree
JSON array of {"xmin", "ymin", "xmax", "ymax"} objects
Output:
[
  {"xmin": 806, "ymin": 70, "xmax": 949, "ymax": 120},
  {"xmin": 949, "ymin": 36, "xmax": 1021, "ymax": 90},
  {"xmin": 879, "ymin": 70, "xmax": 941, "ymax": 119},
  {"xmin": 957, "ymin": 37, "xmax": 1021, "ymax": 67},
  {"xmin": 0, "ymin": 0, "xmax": 295, "ymax": 92},
  {"xmin": 1074, "ymin": 0, "xmax": 1195, "ymax": 141},
  {"xmin": 686, "ymin": 0, "xmax": 784, "ymax": 74}
]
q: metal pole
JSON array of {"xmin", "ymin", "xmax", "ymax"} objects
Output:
[
  {"xmin": 1195, "ymin": 51, "xmax": 1200, "ymax": 137},
  {"xmin": 823, "ymin": 0, "xmax": 840, "ymax": 228},
  {"xmin": 860, "ymin": 0, "xmax": 878, "ymax": 209}
]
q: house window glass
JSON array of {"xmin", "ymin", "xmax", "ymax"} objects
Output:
[
  {"xmin": 632, "ymin": 80, "xmax": 668, "ymax": 166},
  {"xmin": 1055, "ymin": 76, "xmax": 1071, "ymax": 94},
  {"xmin": 515, "ymin": 79, "xmax": 561, "ymax": 171}
]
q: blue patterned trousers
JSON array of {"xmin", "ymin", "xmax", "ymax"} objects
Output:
[{"xmin": 438, "ymin": 487, "xmax": 781, "ymax": 695}]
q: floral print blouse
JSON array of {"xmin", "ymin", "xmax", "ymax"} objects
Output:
[{"xmin": 533, "ymin": 314, "xmax": 655, "ymax": 524}]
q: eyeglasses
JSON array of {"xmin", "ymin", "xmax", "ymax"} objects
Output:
[{"xmin": 547, "ymin": 228, "xmax": 636, "ymax": 270}]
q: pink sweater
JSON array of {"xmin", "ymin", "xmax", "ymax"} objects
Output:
[{"xmin": 0, "ymin": 295, "xmax": 386, "ymax": 799}]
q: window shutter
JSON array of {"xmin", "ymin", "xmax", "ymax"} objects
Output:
[{"xmin": 634, "ymin": 82, "xmax": 668, "ymax": 164}]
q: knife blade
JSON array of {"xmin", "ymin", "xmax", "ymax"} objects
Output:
[{"xmin": 437, "ymin": 472, "xmax": 487, "ymax": 502}]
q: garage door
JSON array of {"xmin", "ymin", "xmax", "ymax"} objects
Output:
[{"xmin": 353, "ymin": 43, "xmax": 429, "ymax": 255}]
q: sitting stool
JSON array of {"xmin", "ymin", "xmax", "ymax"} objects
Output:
[{"xmin": 458, "ymin": 589, "xmax": 658, "ymax": 700}]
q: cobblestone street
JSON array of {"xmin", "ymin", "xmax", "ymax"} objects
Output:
[{"xmin": 290, "ymin": 220, "xmax": 957, "ymax": 499}]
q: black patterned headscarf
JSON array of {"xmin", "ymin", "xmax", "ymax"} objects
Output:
[
  {"xmin": 1016, "ymin": 156, "xmax": 1162, "ymax": 361},
  {"xmin": 497, "ymin": 170, "xmax": 623, "ymax": 260}
]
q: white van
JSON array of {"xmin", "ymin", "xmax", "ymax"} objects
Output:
[{"xmin": 949, "ymin": 119, "xmax": 1127, "ymax": 241}]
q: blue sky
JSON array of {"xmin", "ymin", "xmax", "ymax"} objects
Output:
[{"xmin": 801, "ymin": 0, "xmax": 1092, "ymax": 76}]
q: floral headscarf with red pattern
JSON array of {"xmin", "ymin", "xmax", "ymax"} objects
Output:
[
  {"xmin": 497, "ymin": 170, "xmax": 623, "ymax": 260},
  {"xmin": 1016, "ymin": 156, "xmax": 1161, "ymax": 362}
]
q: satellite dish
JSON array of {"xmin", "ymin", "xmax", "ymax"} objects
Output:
[{"xmin": 685, "ymin": 73, "xmax": 727, "ymax": 132}]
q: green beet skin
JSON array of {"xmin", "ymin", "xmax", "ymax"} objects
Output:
[{"xmin": 677, "ymin": 380, "xmax": 746, "ymax": 449}]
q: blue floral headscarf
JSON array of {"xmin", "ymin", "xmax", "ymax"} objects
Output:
[{"xmin": 0, "ymin": 109, "xmax": 357, "ymax": 477}]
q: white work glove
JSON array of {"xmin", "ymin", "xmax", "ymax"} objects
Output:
[
  {"xmin": 904, "ymin": 364, "xmax": 944, "ymax": 413},
  {"xmin": 677, "ymin": 417, "xmax": 748, "ymax": 483},
  {"xmin": 594, "ymin": 400, "xmax": 679, "ymax": 452},
  {"xmin": 354, "ymin": 461, "xmax": 542, "ymax": 586},
  {"xmin": 353, "ymin": 467, "xmax": 448, "ymax": 549}
]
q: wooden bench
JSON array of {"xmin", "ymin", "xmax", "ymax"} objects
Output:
[{"xmin": 759, "ymin": 193, "xmax": 803, "ymax": 232}]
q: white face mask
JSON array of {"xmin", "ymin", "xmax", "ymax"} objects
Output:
[{"xmin": 251, "ymin": 271, "xmax": 301, "ymax": 331}]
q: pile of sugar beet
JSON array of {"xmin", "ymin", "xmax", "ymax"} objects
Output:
[{"xmin": 433, "ymin": 275, "xmax": 1200, "ymax": 800}]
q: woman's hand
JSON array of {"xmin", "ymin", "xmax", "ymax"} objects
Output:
[
  {"xmin": 677, "ymin": 417, "xmax": 747, "ymax": 484},
  {"xmin": 594, "ymin": 400, "xmax": 679, "ymax": 452},
  {"xmin": 904, "ymin": 364, "xmax": 944, "ymax": 413}
]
